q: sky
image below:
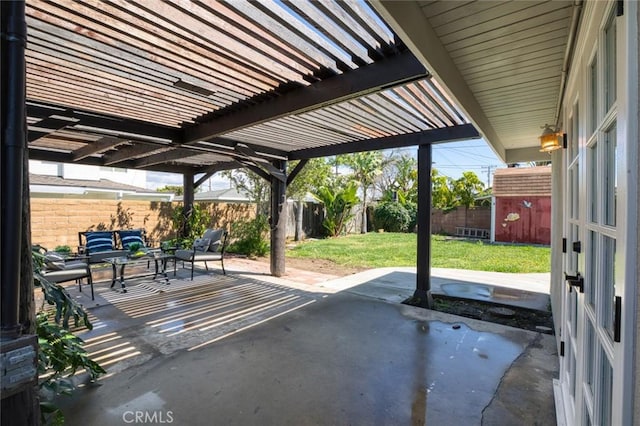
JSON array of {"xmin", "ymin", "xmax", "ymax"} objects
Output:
[
  {"xmin": 429, "ymin": 138, "xmax": 505, "ymax": 186},
  {"xmin": 145, "ymin": 138, "xmax": 505, "ymax": 191}
]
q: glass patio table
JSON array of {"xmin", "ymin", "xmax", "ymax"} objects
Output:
[{"xmin": 104, "ymin": 250, "xmax": 175, "ymax": 293}]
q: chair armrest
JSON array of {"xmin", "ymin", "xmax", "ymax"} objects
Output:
[{"xmin": 175, "ymin": 248, "xmax": 196, "ymax": 261}]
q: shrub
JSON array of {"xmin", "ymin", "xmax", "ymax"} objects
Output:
[
  {"xmin": 373, "ymin": 202, "xmax": 412, "ymax": 232},
  {"xmin": 228, "ymin": 215, "xmax": 269, "ymax": 257},
  {"xmin": 405, "ymin": 202, "xmax": 417, "ymax": 232},
  {"xmin": 171, "ymin": 204, "xmax": 208, "ymax": 247}
]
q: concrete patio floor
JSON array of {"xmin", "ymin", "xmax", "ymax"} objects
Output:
[{"xmin": 55, "ymin": 259, "xmax": 558, "ymax": 425}]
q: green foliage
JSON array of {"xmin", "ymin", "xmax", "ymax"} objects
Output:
[
  {"xmin": 431, "ymin": 169, "xmax": 456, "ymax": 211},
  {"xmin": 337, "ymin": 151, "xmax": 384, "ymax": 232},
  {"xmin": 171, "ymin": 204, "xmax": 208, "ymax": 247},
  {"xmin": 32, "ymin": 251, "xmax": 93, "ymax": 329},
  {"xmin": 222, "ymin": 168, "xmax": 270, "ymax": 215},
  {"xmin": 37, "ymin": 312, "xmax": 106, "ymax": 394},
  {"xmin": 157, "ymin": 185, "xmax": 183, "ymax": 195},
  {"xmin": 378, "ymin": 152, "xmax": 417, "ymax": 204},
  {"xmin": 127, "ymin": 242, "xmax": 143, "ymax": 252},
  {"xmin": 313, "ymin": 182, "xmax": 359, "ymax": 237},
  {"xmin": 432, "ymin": 169, "xmax": 486, "ymax": 211},
  {"xmin": 32, "ymin": 249, "xmax": 105, "ymax": 425},
  {"xmin": 287, "ymin": 158, "xmax": 332, "ymax": 201},
  {"xmin": 373, "ymin": 202, "xmax": 412, "ymax": 232},
  {"xmin": 452, "ymin": 171, "xmax": 485, "ymax": 208},
  {"xmin": 228, "ymin": 215, "xmax": 269, "ymax": 257},
  {"xmin": 54, "ymin": 245, "xmax": 71, "ymax": 254}
]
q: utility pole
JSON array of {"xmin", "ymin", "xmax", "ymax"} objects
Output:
[{"xmin": 481, "ymin": 165, "xmax": 497, "ymax": 187}]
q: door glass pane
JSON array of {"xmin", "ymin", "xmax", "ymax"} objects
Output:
[
  {"xmin": 585, "ymin": 320, "xmax": 595, "ymax": 397},
  {"xmin": 604, "ymin": 12, "xmax": 617, "ymax": 112},
  {"xmin": 569, "ymin": 168, "xmax": 575, "ymax": 219},
  {"xmin": 600, "ymin": 350, "xmax": 613, "ymax": 426},
  {"xmin": 604, "ymin": 123, "xmax": 617, "ymax": 226},
  {"xmin": 589, "ymin": 58, "xmax": 598, "ymax": 135},
  {"xmin": 570, "ymin": 349, "xmax": 577, "ymax": 398},
  {"xmin": 570, "ymin": 165, "xmax": 579, "ymax": 220},
  {"xmin": 589, "ymin": 142, "xmax": 598, "ymax": 223},
  {"xmin": 570, "ymin": 104, "xmax": 579, "ymax": 160},
  {"xmin": 602, "ymin": 237, "xmax": 616, "ymax": 336},
  {"xmin": 570, "ymin": 285, "xmax": 578, "ymax": 336},
  {"xmin": 586, "ymin": 231, "xmax": 597, "ymax": 306}
]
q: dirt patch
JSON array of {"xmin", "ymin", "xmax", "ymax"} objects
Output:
[
  {"xmin": 430, "ymin": 295, "xmax": 554, "ymax": 334},
  {"xmin": 252, "ymin": 255, "xmax": 366, "ymax": 276}
]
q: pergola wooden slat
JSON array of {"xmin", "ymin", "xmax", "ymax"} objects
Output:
[{"xmin": 17, "ymin": 0, "xmax": 482, "ymax": 290}]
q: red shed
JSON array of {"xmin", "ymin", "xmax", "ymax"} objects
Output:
[{"xmin": 492, "ymin": 166, "xmax": 551, "ymax": 245}]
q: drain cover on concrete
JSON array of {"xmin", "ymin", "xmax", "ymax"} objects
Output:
[{"xmin": 488, "ymin": 307, "xmax": 516, "ymax": 318}]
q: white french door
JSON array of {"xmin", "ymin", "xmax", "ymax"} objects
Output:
[{"xmin": 558, "ymin": 2, "xmax": 632, "ymax": 425}]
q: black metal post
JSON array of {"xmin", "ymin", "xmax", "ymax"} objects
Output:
[
  {"xmin": 182, "ymin": 172, "xmax": 194, "ymax": 240},
  {"xmin": 1, "ymin": 0, "xmax": 27, "ymax": 339},
  {"xmin": 270, "ymin": 160, "xmax": 287, "ymax": 277},
  {"xmin": 412, "ymin": 144, "xmax": 433, "ymax": 308}
]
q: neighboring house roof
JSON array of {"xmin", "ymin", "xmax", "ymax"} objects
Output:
[
  {"xmin": 175, "ymin": 188, "xmax": 317, "ymax": 203},
  {"xmin": 175, "ymin": 188, "xmax": 252, "ymax": 203},
  {"xmin": 30, "ymin": 174, "xmax": 149, "ymax": 192},
  {"xmin": 492, "ymin": 167, "xmax": 552, "ymax": 197},
  {"xmin": 29, "ymin": 173, "xmax": 173, "ymax": 200}
]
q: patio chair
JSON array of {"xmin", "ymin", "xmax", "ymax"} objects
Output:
[
  {"xmin": 39, "ymin": 251, "xmax": 95, "ymax": 300},
  {"xmin": 174, "ymin": 228, "xmax": 228, "ymax": 280}
]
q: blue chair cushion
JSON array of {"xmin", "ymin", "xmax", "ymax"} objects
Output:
[
  {"xmin": 117, "ymin": 230, "xmax": 146, "ymax": 250},
  {"xmin": 85, "ymin": 231, "xmax": 114, "ymax": 253}
]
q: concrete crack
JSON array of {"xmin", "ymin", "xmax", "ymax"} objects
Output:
[{"xmin": 480, "ymin": 333, "xmax": 543, "ymax": 425}]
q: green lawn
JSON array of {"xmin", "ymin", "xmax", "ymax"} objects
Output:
[{"xmin": 287, "ymin": 233, "xmax": 551, "ymax": 273}]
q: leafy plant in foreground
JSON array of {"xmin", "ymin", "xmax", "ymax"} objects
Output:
[{"xmin": 32, "ymin": 249, "xmax": 106, "ymax": 424}]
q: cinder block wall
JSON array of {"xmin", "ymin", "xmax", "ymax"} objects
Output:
[{"xmin": 30, "ymin": 199, "xmax": 254, "ymax": 250}]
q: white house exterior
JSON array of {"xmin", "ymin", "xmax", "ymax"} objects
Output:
[
  {"xmin": 28, "ymin": 161, "xmax": 172, "ymax": 201},
  {"xmin": 29, "ymin": 160, "xmax": 147, "ymax": 188}
]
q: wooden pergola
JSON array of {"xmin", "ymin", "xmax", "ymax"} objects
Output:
[
  {"xmin": 9, "ymin": 0, "xmax": 479, "ymax": 296},
  {"xmin": 3, "ymin": 0, "xmax": 575, "ymax": 325}
]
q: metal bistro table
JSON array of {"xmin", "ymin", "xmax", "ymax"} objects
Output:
[{"xmin": 105, "ymin": 250, "xmax": 175, "ymax": 293}]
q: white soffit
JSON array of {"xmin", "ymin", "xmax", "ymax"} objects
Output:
[{"xmin": 372, "ymin": 0, "xmax": 575, "ymax": 163}]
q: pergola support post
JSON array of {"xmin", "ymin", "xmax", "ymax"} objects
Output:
[
  {"xmin": 270, "ymin": 159, "xmax": 287, "ymax": 277},
  {"xmin": 0, "ymin": 0, "xmax": 26, "ymax": 340},
  {"xmin": 412, "ymin": 144, "xmax": 433, "ymax": 308},
  {"xmin": 1, "ymin": 3, "xmax": 40, "ymax": 423},
  {"xmin": 182, "ymin": 172, "xmax": 194, "ymax": 239}
]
